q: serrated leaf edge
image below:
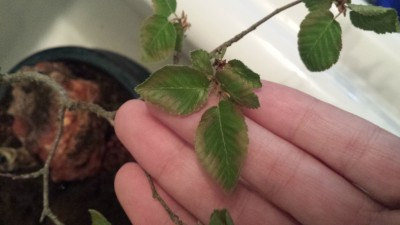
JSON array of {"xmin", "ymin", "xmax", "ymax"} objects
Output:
[
  {"xmin": 195, "ymin": 100, "xmax": 248, "ymax": 192},
  {"xmin": 152, "ymin": 0, "xmax": 177, "ymax": 17},
  {"xmin": 140, "ymin": 15, "xmax": 177, "ymax": 62},
  {"xmin": 135, "ymin": 65, "xmax": 211, "ymax": 115},
  {"xmin": 298, "ymin": 10, "xmax": 342, "ymax": 71}
]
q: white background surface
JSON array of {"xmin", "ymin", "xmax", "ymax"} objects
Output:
[{"xmin": 1, "ymin": 0, "xmax": 399, "ymax": 135}]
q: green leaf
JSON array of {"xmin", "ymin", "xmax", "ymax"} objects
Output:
[
  {"xmin": 215, "ymin": 61, "xmax": 260, "ymax": 109},
  {"xmin": 348, "ymin": 4, "xmax": 399, "ymax": 34},
  {"xmin": 302, "ymin": 0, "xmax": 332, "ymax": 11},
  {"xmin": 298, "ymin": 10, "xmax": 342, "ymax": 71},
  {"xmin": 348, "ymin": 4, "xmax": 396, "ymax": 16},
  {"xmin": 135, "ymin": 65, "xmax": 211, "ymax": 115},
  {"xmin": 152, "ymin": 0, "xmax": 176, "ymax": 17},
  {"xmin": 227, "ymin": 60, "xmax": 262, "ymax": 89},
  {"xmin": 195, "ymin": 100, "xmax": 248, "ymax": 192},
  {"xmin": 209, "ymin": 209, "xmax": 235, "ymax": 225},
  {"xmin": 89, "ymin": 209, "xmax": 112, "ymax": 225},
  {"xmin": 191, "ymin": 49, "xmax": 214, "ymax": 77},
  {"xmin": 140, "ymin": 15, "xmax": 176, "ymax": 62}
]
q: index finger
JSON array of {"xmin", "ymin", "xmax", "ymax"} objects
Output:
[{"xmin": 243, "ymin": 80, "xmax": 400, "ymax": 207}]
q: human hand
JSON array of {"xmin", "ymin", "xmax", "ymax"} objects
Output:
[{"xmin": 114, "ymin": 80, "xmax": 400, "ymax": 225}]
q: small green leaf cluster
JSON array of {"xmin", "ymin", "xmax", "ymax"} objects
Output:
[
  {"xmin": 140, "ymin": 0, "xmax": 188, "ymax": 62},
  {"xmin": 209, "ymin": 209, "xmax": 235, "ymax": 225},
  {"xmin": 136, "ymin": 49, "xmax": 261, "ymax": 192},
  {"xmin": 89, "ymin": 209, "xmax": 112, "ymax": 225},
  {"xmin": 299, "ymin": 0, "xmax": 399, "ymax": 71}
]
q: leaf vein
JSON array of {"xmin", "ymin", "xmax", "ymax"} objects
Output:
[{"xmin": 216, "ymin": 105, "xmax": 229, "ymax": 171}]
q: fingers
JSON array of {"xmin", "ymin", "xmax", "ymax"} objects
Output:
[
  {"xmin": 376, "ymin": 210, "xmax": 400, "ymax": 224},
  {"xmin": 115, "ymin": 100, "xmax": 297, "ymax": 225},
  {"xmin": 114, "ymin": 163, "xmax": 198, "ymax": 225},
  {"xmin": 242, "ymin": 120, "xmax": 383, "ymax": 224},
  {"xmin": 243, "ymin": 81, "xmax": 400, "ymax": 207},
  {"xmin": 147, "ymin": 96, "xmax": 384, "ymax": 225}
]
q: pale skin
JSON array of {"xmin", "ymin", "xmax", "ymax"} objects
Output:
[{"xmin": 114, "ymin": 80, "xmax": 400, "ymax": 225}]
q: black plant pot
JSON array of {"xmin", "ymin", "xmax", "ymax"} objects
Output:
[
  {"xmin": 8, "ymin": 46, "xmax": 149, "ymax": 97},
  {"xmin": 0, "ymin": 46, "xmax": 150, "ymax": 225}
]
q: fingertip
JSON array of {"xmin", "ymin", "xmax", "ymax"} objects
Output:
[
  {"xmin": 114, "ymin": 163, "xmax": 142, "ymax": 211},
  {"xmin": 114, "ymin": 163, "xmax": 157, "ymax": 224},
  {"xmin": 114, "ymin": 162, "xmax": 136, "ymax": 195}
]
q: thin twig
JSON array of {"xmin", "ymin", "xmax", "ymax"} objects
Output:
[
  {"xmin": 0, "ymin": 72, "xmax": 70, "ymax": 225},
  {"xmin": 66, "ymin": 100, "xmax": 116, "ymax": 126},
  {"xmin": 0, "ymin": 71, "xmax": 119, "ymax": 225},
  {"xmin": 210, "ymin": 0, "xmax": 302, "ymax": 56},
  {"xmin": 0, "ymin": 169, "xmax": 43, "ymax": 180},
  {"xmin": 39, "ymin": 106, "xmax": 66, "ymax": 225},
  {"xmin": 1, "ymin": 72, "xmax": 68, "ymax": 100},
  {"xmin": 145, "ymin": 172, "xmax": 186, "ymax": 225},
  {"xmin": 42, "ymin": 208, "xmax": 64, "ymax": 225},
  {"xmin": 43, "ymin": 106, "xmax": 66, "ymax": 169}
]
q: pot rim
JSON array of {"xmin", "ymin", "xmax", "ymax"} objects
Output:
[{"xmin": 3, "ymin": 46, "xmax": 149, "ymax": 99}]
